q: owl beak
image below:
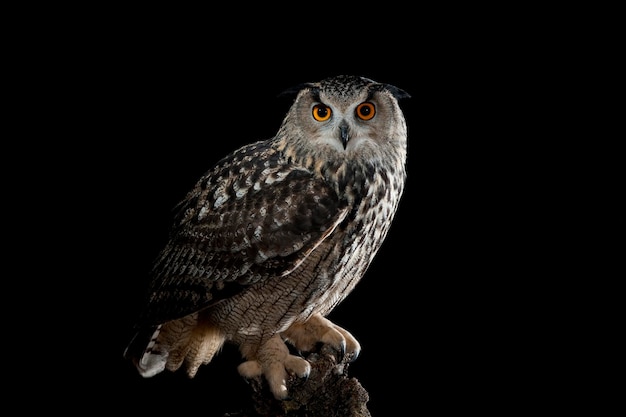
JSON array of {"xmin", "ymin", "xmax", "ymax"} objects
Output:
[{"xmin": 339, "ymin": 122, "xmax": 350, "ymax": 149}]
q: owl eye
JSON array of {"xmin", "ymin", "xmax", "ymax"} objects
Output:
[
  {"xmin": 355, "ymin": 102, "xmax": 376, "ymax": 120},
  {"xmin": 312, "ymin": 104, "xmax": 332, "ymax": 122}
]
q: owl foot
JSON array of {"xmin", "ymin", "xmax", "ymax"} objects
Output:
[
  {"xmin": 282, "ymin": 313, "xmax": 361, "ymax": 362},
  {"xmin": 238, "ymin": 334, "xmax": 311, "ymax": 400}
]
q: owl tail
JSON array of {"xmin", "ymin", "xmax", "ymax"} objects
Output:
[
  {"xmin": 124, "ymin": 313, "xmax": 226, "ymax": 378},
  {"xmin": 124, "ymin": 324, "xmax": 168, "ymax": 378}
]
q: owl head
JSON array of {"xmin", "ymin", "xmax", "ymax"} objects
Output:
[{"xmin": 276, "ymin": 75, "xmax": 410, "ymax": 160}]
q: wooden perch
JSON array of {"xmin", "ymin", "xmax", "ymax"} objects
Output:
[{"xmin": 223, "ymin": 344, "xmax": 371, "ymax": 417}]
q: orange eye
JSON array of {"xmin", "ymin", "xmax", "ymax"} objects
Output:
[
  {"xmin": 312, "ymin": 104, "xmax": 332, "ymax": 121},
  {"xmin": 356, "ymin": 102, "xmax": 376, "ymax": 120}
]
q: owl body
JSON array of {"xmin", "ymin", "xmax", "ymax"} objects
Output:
[{"xmin": 125, "ymin": 75, "xmax": 409, "ymax": 399}]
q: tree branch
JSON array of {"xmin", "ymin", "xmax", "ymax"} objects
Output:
[{"xmin": 223, "ymin": 344, "xmax": 371, "ymax": 417}]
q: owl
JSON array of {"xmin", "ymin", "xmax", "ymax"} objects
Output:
[{"xmin": 124, "ymin": 75, "xmax": 410, "ymax": 399}]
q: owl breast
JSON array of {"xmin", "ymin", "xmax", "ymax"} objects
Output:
[{"xmin": 311, "ymin": 157, "xmax": 406, "ymax": 315}]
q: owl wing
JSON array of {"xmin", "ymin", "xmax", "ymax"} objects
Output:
[{"xmin": 137, "ymin": 165, "xmax": 348, "ymax": 325}]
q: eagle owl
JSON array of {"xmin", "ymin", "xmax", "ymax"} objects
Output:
[{"xmin": 124, "ymin": 75, "xmax": 410, "ymax": 399}]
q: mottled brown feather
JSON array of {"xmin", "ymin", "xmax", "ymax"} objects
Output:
[{"xmin": 137, "ymin": 144, "xmax": 347, "ymax": 325}]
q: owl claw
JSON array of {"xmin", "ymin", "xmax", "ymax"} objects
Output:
[
  {"xmin": 322, "ymin": 338, "xmax": 347, "ymax": 362},
  {"xmin": 239, "ymin": 315, "xmax": 362, "ymax": 399},
  {"xmin": 334, "ymin": 323, "xmax": 361, "ymax": 362},
  {"xmin": 282, "ymin": 313, "xmax": 361, "ymax": 363},
  {"xmin": 238, "ymin": 335, "xmax": 311, "ymax": 400},
  {"xmin": 349, "ymin": 345, "xmax": 360, "ymax": 362},
  {"xmin": 339, "ymin": 339, "xmax": 346, "ymax": 360}
]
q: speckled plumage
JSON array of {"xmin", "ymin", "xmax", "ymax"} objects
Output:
[{"xmin": 124, "ymin": 75, "xmax": 410, "ymax": 399}]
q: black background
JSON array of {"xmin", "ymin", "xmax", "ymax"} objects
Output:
[{"xmin": 29, "ymin": 14, "xmax": 623, "ymax": 416}]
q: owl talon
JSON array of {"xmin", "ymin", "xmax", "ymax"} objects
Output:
[
  {"xmin": 335, "ymin": 326, "xmax": 361, "ymax": 362},
  {"xmin": 349, "ymin": 346, "xmax": 360, "ymax": 362},
  {"xmin": 238, "ymin": 335, "xmax": 311, "ymax": 400},
  {"xmin": 282, "ymin": 313, "xmax": 361, "ymax": 363},
  {"xmin": 339, "ymin": 339, "xmax": 346, "ymax": 360}
]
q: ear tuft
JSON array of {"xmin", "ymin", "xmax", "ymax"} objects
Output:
[
  {"xmin": 277, "ymin": 82, "xmax": 316, "ymax": 99},
  {"xmin": 384, "ymin": 84, "xmax": 411, "ymax": 100}
]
